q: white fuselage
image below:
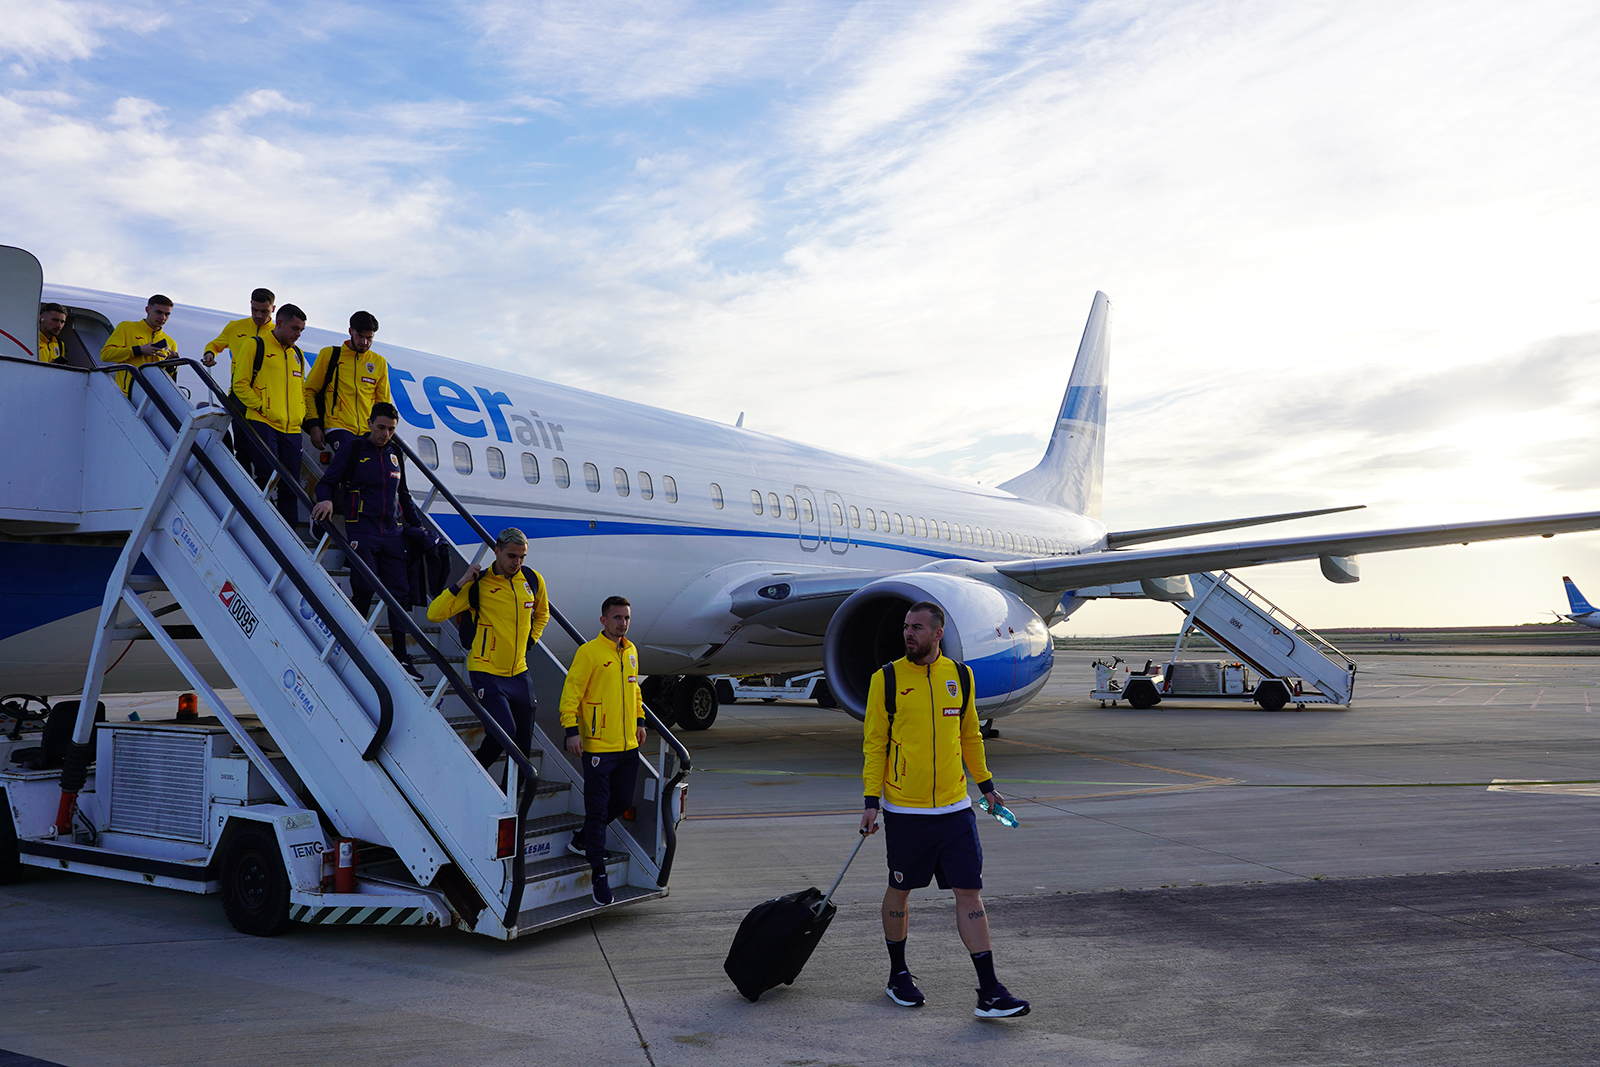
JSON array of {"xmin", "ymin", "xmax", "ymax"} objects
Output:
[{"xmin": 40, "ymin": 285, "xmax": 1103, "ymax": 677}]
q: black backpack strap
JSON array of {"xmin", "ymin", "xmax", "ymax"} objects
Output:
[
  {"xmin": 249, "ymin": 336, "xmax": 266, "ymax": 386},
  {"xmin": 520, "ymin": 566, "xmax": 540, "ymax": 599},
  {"xmin": 881, "ymin": 662, "xmax": 896, "ymax": 725},
  {"xmin": 315, "ymin": 344, "xmax": 341, "ymax": 423},
  {"xmin": 957, "ymin": 660, "xmax": 972, "ymax": 720}
]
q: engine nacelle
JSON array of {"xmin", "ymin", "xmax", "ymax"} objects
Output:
[{"xmin": 823, "ymin": 572, "xmax": 1053, "ymax": 721}]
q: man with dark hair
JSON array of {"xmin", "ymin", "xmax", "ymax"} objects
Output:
[
  {"xmin": 859, "ymin": 600, "xmax": 1029, "ymax": 1019},
  {"xmin": 304, "ymin": 310, "xmax": 392, "ymax": 456},
  {"xmin": 558, "ymin": 596, "xmax": 645, "ymax": 906},
  {"xmin": 203, "ymin": 288, "xmax": 275, "ymax": 370},
  {"xmin": 37, "ymin": 303, "xmax": 68, "ymax": 364},
  {"xmin": 231, "ymin": 304, "xmax": 307, "ymax": 528},
  {"xmin": 101, "ymin": 295, "xmax": 178, "ymax": 396},
  {"xmin": 313, "ymin": 401, "xmax": 425, "ymax": 678},
  {"xmin": 427, "ymin": 527, "xmax": 550, "ymax": 772}
]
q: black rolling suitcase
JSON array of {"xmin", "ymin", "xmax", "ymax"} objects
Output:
[{"xmin": 724, "ymin": 832, "xmax": 868, "ymax": 1002}]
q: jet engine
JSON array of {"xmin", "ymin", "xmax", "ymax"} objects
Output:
[{"xmin": 822, "ymin": 572, "xmax": 1053, "ymax": 722}]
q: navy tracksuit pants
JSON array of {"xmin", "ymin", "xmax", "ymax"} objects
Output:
[
  {"xmin": 580, "ymin": 751, "xmax": 638, "ymax": 876},
  {"xmin": 246, "ymin": 422, "xmax": 303, "ymax": 529},
  {"xmin": 348, "ymin": 525, "xmax": 410, "ymax": 657},
  {"xmin": 472, "ymin": 671, "xmax": 535, "ymax": 770}
]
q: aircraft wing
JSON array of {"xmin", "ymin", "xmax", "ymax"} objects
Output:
[{"xmin": 997, "ymin": 509, "xmax": 1600, "ymax": 591}]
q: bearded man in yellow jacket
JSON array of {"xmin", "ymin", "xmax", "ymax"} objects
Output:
[
  {"xmin": 229, "ymin": 304, "xmax": 308, "ymax": 529},
  {"xmin": 860, "ymin": 600, "xmax": 1029, "ymax": 1019},
  {"xmin": 558, "ymin": 596, "xmax": 645, "ymax": 906}
]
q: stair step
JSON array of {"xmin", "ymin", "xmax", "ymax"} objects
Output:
[
  {"xmin": 523, "ymin": 848, "xmax": 628, "ymax": 881},
  {"xmin": 514, "ymin": 885, "xmax": 662, "ymax": 936},
  {"xmin": 522, "ymin": 813, "xmax": 583, "ymax": 838}
]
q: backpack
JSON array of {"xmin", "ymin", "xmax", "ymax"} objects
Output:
[
  {"xmin": 880, "ymin": 659, "xmax": 972, "ymax": 725},
  {"xmin": 311, "ymin": 344, "xmax": 342, "ymax": 427},
  {"xmin": 457, "ymin": 566, "xmax": 541, "ymax": 654}
]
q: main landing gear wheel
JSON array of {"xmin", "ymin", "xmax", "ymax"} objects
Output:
[
  {"xmin": 220, "ymin": 824, "xmax": 293, "ymax": 937},
  {"xmin": 981, "ymin": 719, "xmax": 1000, "ymax": 739},
  {"xmin": 1254, "ymin": 681, "xmax": 1290, "ymax": 712},
  {"xmin": 1125, "ymin": 681, "xmax": 1161, "ymax": 710},
  {"xmin": 674, "ymin": 675, "xmax": 719, "ymax": 731}
]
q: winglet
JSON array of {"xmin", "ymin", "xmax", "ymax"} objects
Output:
[{"xmin": 997, "ymin": 292, "xmax": 1110, "ymax": 516}]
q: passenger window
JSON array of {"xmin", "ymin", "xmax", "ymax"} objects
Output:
[
  {"xmin": 584, "ymin": 462, "xmax": 601, "ymax": 492},
  {"xmin": 614, "ymin": 467, "xmax": 630, "ymax": 496},
  {"xmin": 554, "ymin": 457, "xmax": 570, "ymax": 488},
  {"xmin": 940, "ymin": 521, "xmax": 949, "ymax": 540},
  {"xmin": 985, "ymin": 529, "xmax": 994, "ymax": 547},
  {"xmin": 785, "ymin": 495, "xmax": 797, "ymax": 519},
  {"xmin": 639, "ymin": 471, "xmax": 653, "ymax": 500},
  {"xmin": 853, "ymin": 506, "xmax": 865, "ymax": 530},
  {"xmin": 893, "ymin": 514, "xmax": 903, "ymax": 534},
  {"xmin": 882, "ymin": 511, "xmax": 891, "ymax": 532},
  {"xmin": 963, "ymin": 525, "xmax": 972, "ymax": 543},
  {"xmin": 664, "ymin": 475, "xmax": 678, "ymax": 503},
  {"xmin": 802, "ymin": 498, "xmax": 814, "ymax": 523},
  {"xmin": 521, "ymin": 452, "xmax": 540, "ymax": 484},
  {"xmin": 486, "ymin": 447, "xmax": 506, "ymax": 480},
  {"xmin": 768, "ymin": 492, "xmax": 781, "ymax": 517},
  {"xmin": 750, "ymin": 490, "xmax": 763, "ymax": 515},
  {"xmin": 916, "ymin": 517, "xmax": 927, "ymax": 537},
  {"xmin": 453, "ymin": 441, "xmax": 473, "ymax": 475},
  {"xmin": 710, "ymin": 483, "xmax": 724, "ymax": 509},
  {"xmin": 418, "ymin": 435, "xmax": 439, "ymax": 471},
  {"xmin": 830, "ymin": 502, "xmax": 843, "ymax": 526}
]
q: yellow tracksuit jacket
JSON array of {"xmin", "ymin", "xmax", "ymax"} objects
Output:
[
  {"xmin": 426, "ymin": 567, "xmax": 549, "ymax": 677},
  {"xmin": 38, "ymin": 332, "xmax": 63, "ymax": 363},
  {"xmin": 863, "ymin": 655, "xmax": 993, "ymax": 813},
  {"xmin": 101, "ymin": 320, "xmax": 179, "ymax": 395},
  {"xmin": 302, "ymin": 344, "xmax": 392, "ymax": 435},
  {"xmin": 206, "ymin": 315, "xmax": 271, "ymax": 358},
  {"xmin": 230, "ymin": 333, "xmax": 306, "ymax": 434},
  {"xmin": 559, "ymin": 634, "xmax": 643, "ymax": 753}
]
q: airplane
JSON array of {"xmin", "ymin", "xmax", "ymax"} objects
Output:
[
  {"xmin": 7, "ymin": 270, "xmax": 1600, "ymax": 733},
  {"xmin": 1560, "ymin": 577, "xmax": 1600, "ymax": 628}
]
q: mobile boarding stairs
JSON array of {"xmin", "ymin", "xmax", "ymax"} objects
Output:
[
  {"xmin": 0, "ymin": 354, "xmax": 690, "ymax": 939},
  {"xmin": 1087, "ymin": 571, "xmax": 1357, "ymax": 711}
]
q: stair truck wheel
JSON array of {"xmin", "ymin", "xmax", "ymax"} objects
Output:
[
  {"xmin": 1255, "ymin": 681, "xmax": 1290, "ymax": 711},
  {"xmin": 1125, "ymin": 680, "xmax": 1160, "ymax": 710},
  {"xmin": 0, "ymin": 798, "xmax": 23, "ymax": 884},
  {"xmin": 219, "ymin": 823, "xmax": 293, "ymax": 937},
  {"xmin": 674, "ymin": 675, "xmax": 719, "ymax": 731}
]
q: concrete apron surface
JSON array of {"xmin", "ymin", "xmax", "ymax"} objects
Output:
[{"xmin": 2, "ymin": 653, "xmax": 1599, "ymax": 1066}]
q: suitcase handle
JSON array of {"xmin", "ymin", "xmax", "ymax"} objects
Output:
[{"xmin": 814, "ymin": 830, "xmax": 870, "ymax": 916}]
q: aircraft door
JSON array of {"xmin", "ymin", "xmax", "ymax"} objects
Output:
[
  {"xmin": 823, "ymin": 490, "xmax": 850, "ymax": 555},
  {"xmin": 794, "ymin": 484, "xmax": 821, "ymax": 552}
]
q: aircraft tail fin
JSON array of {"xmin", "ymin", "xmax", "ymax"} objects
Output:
[
  {"xmin": 1563, "ymin": 576, "xmax": 1595, "ymax": 615},
  {"xmin": 998, "ymin": 291, "xmax": 1110, "ymax": 516}
]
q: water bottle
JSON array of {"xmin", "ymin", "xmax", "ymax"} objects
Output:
[{"xmin": 979, "ymin": 795, "xmax": 1019, "ymax": 828}]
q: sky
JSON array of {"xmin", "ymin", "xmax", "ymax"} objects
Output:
[{"xmin": 4, "ymin": 0, "xmax": 1599, "ymax": 634}]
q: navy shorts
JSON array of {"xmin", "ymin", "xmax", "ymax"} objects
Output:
[{"xmin": 883, "ymin": 807, "xmax": 983, "ymax": 891}]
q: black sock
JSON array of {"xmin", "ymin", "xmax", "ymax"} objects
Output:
[
  {"xmin": 886, "ymin": 937, "xmax": 908, "ymax": 976},
  {"xmin": 971, "ymin": 950, "xmax": 997, "ymax": 991}
]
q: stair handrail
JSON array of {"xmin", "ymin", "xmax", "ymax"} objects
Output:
[
  {"xmin": 385, "ymin": 433, "xmax": 692, "ymax": 885},
  {"xmin": 119, "ymin": 360, "xmax": 541, "ymax": 927},
  {"xmin": 386, "ymin": 435, "xmax": 694, "ymax": 774}
]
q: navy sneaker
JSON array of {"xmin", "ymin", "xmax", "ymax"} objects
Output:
[
  {"xmin": 885, "ymin": 971, "xmax": 924, "ymax": 1007},
  {"xmin": 591, "ymin": 871, "xmax": 614, "ymax": 906},
  {"xmin": 974, "ymin": 983, "xmax": 1030, "ymax": 1018},
  {"xmin": 399, "ymin": 658, "xmax": 424, "ymax": 682},
  {"xmin": 567, "ymin": 839, "xmax": 587, "ymax": 858}
]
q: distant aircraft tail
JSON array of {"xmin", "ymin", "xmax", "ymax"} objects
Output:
[
  {"xmin": 1563, "ymin": 576, "xmax": 1596, "ymax": 616},
  {"xmin": 998, "ymin": 291, "xmax": 1110, "ymax": 517}
]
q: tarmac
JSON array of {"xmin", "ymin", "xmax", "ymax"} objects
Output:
[{"xmin": 3, "ymin": 650, "xmax": 1599, "ymax": 1066}]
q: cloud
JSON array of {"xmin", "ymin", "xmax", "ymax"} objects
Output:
[
  {"xmin": 0, "ymin": 0, "xmax": 161, "ymax": 65},
  {"xmin": 466, "ymin": 0, "xmax": 826, "ymax": 104}
]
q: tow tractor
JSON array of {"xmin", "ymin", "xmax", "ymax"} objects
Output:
[{"xmin": 1089, "ymin": 570, "xmax": 1357, "ymax": 711}]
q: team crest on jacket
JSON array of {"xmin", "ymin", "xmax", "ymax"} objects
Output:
[{"xmin": 946, "ymin": 679, "xmax": 959, "ymax": 698}]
